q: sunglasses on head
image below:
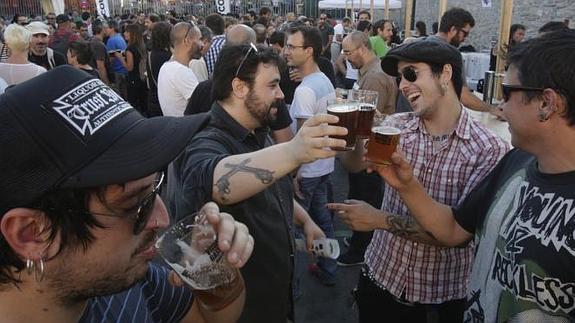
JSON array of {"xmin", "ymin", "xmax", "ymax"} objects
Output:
[
  {"xmin": 501, "ymin": 83, "xmax": 545, "ymax": 102},
  {"xmin": 235, "ymin": 42, "xmax": 259, "ymax": 78}
]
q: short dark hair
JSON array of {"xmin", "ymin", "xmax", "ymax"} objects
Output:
[
  {"xmin": 356, "ymin": 20, "xmax": 372, "ymax": 33},
  {"xmin": 373, "ymin": 19, "xmax": 390, "ymax": 33},
  {"xmin": 151, "ymin": 21, "xmax": 172, "ymax": 51},
  {"xmin": 416, "ymin": 21, "xmax": 427, "ymax": 35},
  {"xmin": 538, "ymin": 21, "xmax": 569, "ymax": 34},
  {"xmin": 269, "ymin": 31, "xmax": 285, "ymax": 47},
  {"xmin": 68, "ymin": 41, "xmax": 93, "ymax": 65},
  {"xmin": 205, "ymin": 13, "xmax": 225, "ymax": 35},
  {"xmin": 0, "ymin": 187, "xmax": 104, "ymax": 286},
  {"xmin": 432, "ymin": 22, "xmax": 439, "ymax": 34},
  {"xmin": 287, "ymin": 25, "xmax": 322, "ymax": 62},
  {"xmin": 81, "ymin": 11, "xmax": 90, "ymax": 21},
  {"xmin": 107, "ymin": 19, "xmax": 120, "ymax": 32},
  {"xmin": 212, "ymin": 45, "xmax": 284, "ymax": 101},
  {"xmin": 259, "ymin": 7, "xmax": 272, "ymax": 16},
  {"xmin": 358, "ymin": 10, "xmax": 371, "ymax": 20},
  {"xmin": 148, "ymin": 13, "xmax": 160, "ymax": 23},
  {"xmin": 507, "ymin": 29, "xmax": 575, "ymax": 126},
  {"xmin": 439, "ymin": 7, "xmax": 475, "ymax": 33},
  {"xmin": 92, "ymin": 23, "xmax": 103, "ymax": 35}
]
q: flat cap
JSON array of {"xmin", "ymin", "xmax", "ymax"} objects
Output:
[{"xmin": 381, "ymin": 38, "xmax": 462, "ymax": 76}]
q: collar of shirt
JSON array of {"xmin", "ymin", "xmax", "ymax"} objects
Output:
[
  {"xmin": 403, "ymin": 106, "xmax": 473, "ymax": 141},
  {"xmin": 210, "ymin": 102, "xmax": 270, "ymax": 147},
  {"xmin": 358, "ymin": 56, "xmax": 381, "ymax": 78}
]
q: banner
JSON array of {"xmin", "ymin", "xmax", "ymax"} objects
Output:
[
  {"xmin": 96, "ymin": 0, "xmax": 110, "ymax": 18},
  {"xmin": 215, "ymin": 0, "xmax": 230, "ymax": 14}
]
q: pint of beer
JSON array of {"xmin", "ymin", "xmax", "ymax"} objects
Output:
[
  {"xmin": 366, "ymin": 126, "xmax": 401, "ymax": 165},
  {"xmin": 327, "ymin": 102, "xmax": 359, "ymax": 151},
  {"xmin": 357, "ymin": 104, "xmax": 376, "ymax": 138}
]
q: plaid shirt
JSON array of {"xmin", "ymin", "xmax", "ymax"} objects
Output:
[
  {"xmin": 365, "ymin": 110, "xmax": 510, "ymax": 304},
  {"xmin": 205, "ymin": 35, "xmax": 226, "ymax": 77}
]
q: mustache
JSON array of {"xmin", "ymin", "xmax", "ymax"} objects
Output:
[{"xmin": 132, "ymin": 231, "xmax": 157, "ymax": 257}]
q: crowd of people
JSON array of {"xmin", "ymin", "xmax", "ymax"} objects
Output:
[{"xmin": 0, "ymin": 4, "xmax": 575, "ymax": 323}]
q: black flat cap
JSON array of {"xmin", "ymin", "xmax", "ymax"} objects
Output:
[{"xmin": 381, "ymin": 39, "xmax": 463, "ymax": 76}]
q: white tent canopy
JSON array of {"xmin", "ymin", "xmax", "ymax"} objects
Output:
[{"xmin": 318, "ymin": 0, "xmax": 402, "ymax": 10}]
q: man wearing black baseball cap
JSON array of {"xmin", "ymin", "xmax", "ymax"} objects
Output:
[
  {"xmin": 0, "ymin": 66, "xmax": 254, "ymax": 322},
  {"xmin": 328, "ymin": 39, "xmax": 509, "ymax": 322}
]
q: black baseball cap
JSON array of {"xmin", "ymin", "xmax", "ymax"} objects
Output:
[
  {"xmin": 381, "ymin": 39, "xmax": 463, "ymax": 77},
  {"xmin": 0, "ymin": 66, "xmax": 208, "ymax": 215}
]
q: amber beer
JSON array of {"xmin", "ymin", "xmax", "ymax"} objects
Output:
[
  {"xmin": 357, "ymin": 103, "xmax": 376, "ymax": 138},
  {"xmin": 327, "ymin": 103, "xmax": 359, "ymax": 151},
  {"xmin": 366, "ymin": 126, "xmax": 401, "ymax": 165}
]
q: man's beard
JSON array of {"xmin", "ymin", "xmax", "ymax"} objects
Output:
[
  {"xmin": 245, "ymin": 89, "xmax": 278, "ymax": 127},
  {"xmin": 189, "ymin": 45, "xmax": 202, "ymax": 60},
  {"xmin": 449, "ymin": 38, "xmax": 461, "ymax": 47}
]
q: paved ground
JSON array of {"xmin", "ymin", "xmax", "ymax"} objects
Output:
[{"xmin": 295, "ymin": 158, "xmax": 362, "ymax": 323}]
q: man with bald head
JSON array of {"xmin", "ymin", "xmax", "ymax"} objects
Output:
[
  {"xmin": 157, "ymin": 21, "xmax": 203, "ymax": 116},
  {"xmin": 226, "ymin": 23, "xmax": 256, "ymax": 45}
]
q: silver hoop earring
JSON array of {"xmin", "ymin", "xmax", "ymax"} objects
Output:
[
  {"xmin": 26, "ymin": 258, "xmax": 34, "ymax": 275},
  {"xmin": 34, "ymin": 258, "xmax": 45, "ymax": 283}
]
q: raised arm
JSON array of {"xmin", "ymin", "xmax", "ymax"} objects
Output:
[{"xmin": 211, "ymin": 114, "xmax": 347, "ymax": 205}]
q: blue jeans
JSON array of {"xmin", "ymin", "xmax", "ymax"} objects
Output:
[{"xmin": 297, "ymin": 174, "xmax": 337, "ymax": 279}]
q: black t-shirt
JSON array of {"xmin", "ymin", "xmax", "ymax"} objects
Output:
[
  {"xmin": 319, "ymin": 24, "xmax": 334, "ymax": 47},
  {"xmin": 279, "ymin": 57, "xmax": 336, "ymax": 104},
  {"xmin": 185, "ymin": 80, "xmax": 292, "ymax": 131},
  {"xmin": 89, "ymin": 38, "xmax": 109, "ymax": 69},
  {"xmin": 80, "ymin": 67, "xmax": 100, "ymax": 79},
  {"xmin": 29, "ymin": 50, "xmax": 67, "ymax": 70},
  {"xmin": 453, "ymin": 149, "xmax": 575, "ymax": 322},
  {"xmin": 126, "ymin": 45, "xmax": 143, "ymax": 83},
  {"xmin": 167, "ymin": 103, "xmax": 295, "ymax": 323}
]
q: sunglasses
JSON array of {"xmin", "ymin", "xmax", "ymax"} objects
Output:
[
  {"xmin": 501, "ymin": 83, "xmax": 545, "ymax": 102},
  {"xmin": 396, "ymin": 66, "xmax": 425, "ymax": 83},
  {"xmin": 235, "ymin": 42, "xmax": 259, "ymax": 78},
  {"xmin": 90, "ymin": 172, "xmax": 165, "ymax": 235}
]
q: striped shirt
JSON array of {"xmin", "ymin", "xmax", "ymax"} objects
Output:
[
  {"xmin": 79, "ymin": 263, "xmax": 193, "ymax": 323},
  {"xmin": 205, "ymin": 35, "xmax": 226, "ymax": 78},
  {"xmin": 365, "ymin": 110, "xmax": 510, "ymax": 304}
]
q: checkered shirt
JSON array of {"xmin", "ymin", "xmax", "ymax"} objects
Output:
[
  {"xmin": 364, "ymin": 109, "xmax": 510, "ymax": 304},
  {"xmin": 205, "ymin": 35, "xmax": 226, "ymax": 77}
]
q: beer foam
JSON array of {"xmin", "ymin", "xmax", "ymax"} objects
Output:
[
  {"xmin": 372, "ymin": 126, "xmax": 401, "ymax": 135},
  {"xmin": 327, "ymin": 104, "xmax": 359, "ymax": 113}
]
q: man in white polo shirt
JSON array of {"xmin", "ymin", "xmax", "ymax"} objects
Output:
[{"xmin": 158, "ymin": 22, "xmax": 203, "ymax": 117}]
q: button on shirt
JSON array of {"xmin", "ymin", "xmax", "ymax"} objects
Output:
[
  {"xmin": 364, "ymin": 110, "xmax": 510, "ymax": 304},
  {"xmin": 167, "ymin": 103, "xmax": 295, "ymax": 323}
]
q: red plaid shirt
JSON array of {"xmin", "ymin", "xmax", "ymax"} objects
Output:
[{"xmin": 365, "ymin": 109, "xmax": 510, "ymax": 304}]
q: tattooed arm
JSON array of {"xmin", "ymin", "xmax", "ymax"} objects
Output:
[
  {"xmin": 210, "ymin": 114, "xmax": 348, "ymax": 204},
  {"xmin": 327, "ymin": 199, "xmax": 469, "ymax": 247}
]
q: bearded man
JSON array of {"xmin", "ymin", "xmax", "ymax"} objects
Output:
[
  {"xmin": 167, "ymin": 44, "xmax": 348, "ymax": 323},
  {"xmin": 158, "ymin": 22, "xmax": 203, "ymax": 116}
]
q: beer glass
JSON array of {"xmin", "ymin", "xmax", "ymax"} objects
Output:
[
  {"xmin": 365, "ymin": 126, "xmax": 401, "ymax": 165},
  {"xmin": 327, "ymin": 99, "xmax": 359, "ymax": 151},
  {"xmin": 156, "ymin": 213, "xmax": 242, "ymax": 309},
  {"xmin": 349, "ymin": 90, "xmax": 379, "ymax": 138}
]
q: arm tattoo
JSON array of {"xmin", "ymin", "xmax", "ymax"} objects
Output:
[
  {"xmin": 215, "ymin": 158, "xmax": 275, "ymax": 200},
  {"xmin": 386, "ymin": 214, "xmax": 437, "ymax": 240}
]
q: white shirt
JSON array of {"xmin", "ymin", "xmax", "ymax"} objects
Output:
[
  {"xmin": 189, "ymin": 57, "xmax": 208, "ymax": 82},
  {"xmin": 290, "ymin": 72, "xmax": 335, "ymax": 178},
  {"xmin": 0, "ymin": 62, "xmax": 46, "ymax": 85},
  {"xmin": 333, "ymin": 23, "xmax": 345, "ymax": 44},
  {"xmin": 158, "ymin": 60, "xmax": 199, "ymax": 117},
  {"xmin": 0, "ymin": 76, "xmax": 7, "ymax": 94}
]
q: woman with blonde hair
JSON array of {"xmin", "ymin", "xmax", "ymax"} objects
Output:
[{"xmin": 0, "ymin": 24, "xmax": 46, "ymax": 85}]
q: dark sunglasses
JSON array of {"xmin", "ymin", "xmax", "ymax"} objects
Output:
[
  {"xmin": 396, "ymin": 66, "xmax": 420, "ymax": 83},
  {"xmin": 235, "ymin": 42, "xmax": 259, "ymax": 78},
  {"xmin": 90, "ymin": 172, "xmax": 164, "ymax": 235},
  {"xmin": 501, "ymin": 83, "xmax": 545, "ymax": 102}
]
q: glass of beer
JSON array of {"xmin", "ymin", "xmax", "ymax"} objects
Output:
[
  {"xmin": 327, "ymin": 100, "xmax": 359, "ymax": 151},
  {"xmin": 156, "ymin": 213, "xmax": 242, "ymax": 310},
  {"xmin": 366, "ymin": 126, "xmax": 401, "ymax": 165},
  {"xmin": 350, "ymin": 90, "xmax": 379, "ymax": 138}
]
